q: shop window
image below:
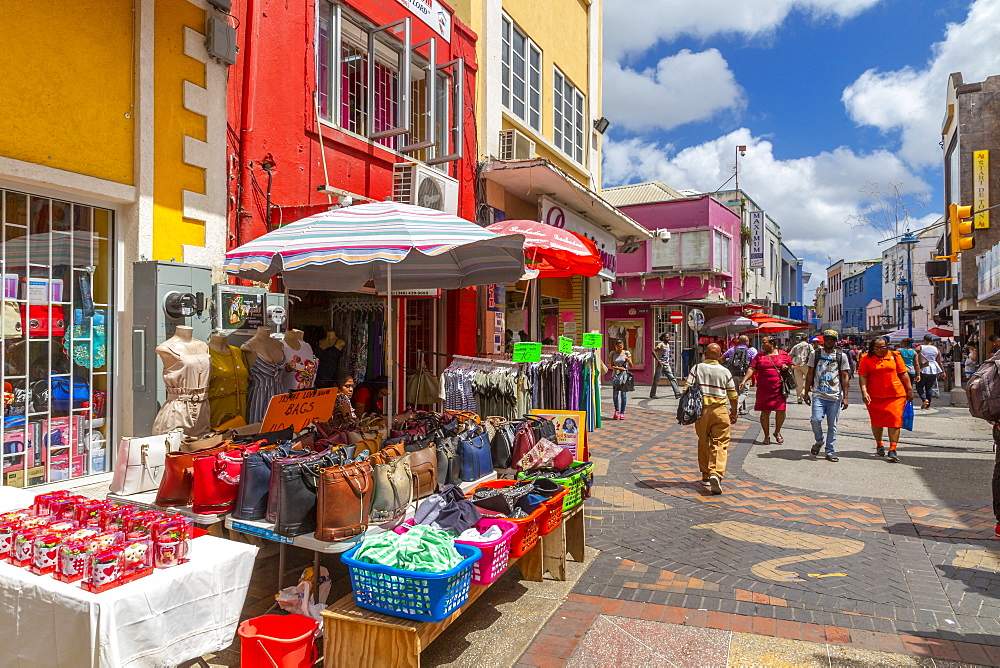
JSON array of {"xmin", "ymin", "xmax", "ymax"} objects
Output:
[
  {"xmin": 651, "ymin": 230, "xmax": 710, "ymax": 271},
  {"xmin": 553, "ymin": 68, "xmax": 585, "ymax": 164},
  {"xmin": 1, "ymin": 189, "xmax": 113, "ymax": 488},
  {"xmin": 713, "ymin": 231, "xmax": 731, "ymax": 273},
  {"xmin": 317, "ymin": 2, "xmax": 463, "ymax": 163},
  {"xmin": 501, "ymin": 14, "xmax": 541, "ymax": 132}
]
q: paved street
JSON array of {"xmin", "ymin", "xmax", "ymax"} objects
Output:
[{"xmin": 515, "ymin": 388, "xmax": 1000, "ymax": 667}]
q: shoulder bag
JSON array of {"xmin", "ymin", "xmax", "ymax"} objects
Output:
[
  {"xmin": 370, "ymin": 453, "xmax": 412, "ymax": 526},
  {"xmin": 404, "ymin": 435, "xmax": 439, "ymax": 500},
  {"xmin": 458, "ymin": 427, "xmax": 493, "ymax": 481},
  {"xmin": 231, "ymin": 443, "xmax": 293, "ymax": 521},
  {"xmin": 155, "ymin": 440, "xmax": 236, "ymax": 507},
  {"xmin": 491, "ymin": 420, "xmax": 517, "ymax": 469},
  {"xmin": 273, "ymin": 450, "xmax": 338, "ymax": 537},
  {"xmin": 192, "ymin": 447, "xmax": 256, "ymax": 515},
  {"xmin": 315, "ymin": 459, "xmax": 374, "ymax": 541},
  {"xmin": 768, "ymin": 355, "xmax": 796, "ymax": 398},
  {"xmin": 676, "ymin": 365, "xmax": 704, "ymax": 425},
  {"xmin": 109, "ymin": 429, "xmax": 184, "ymax": 495},
  {"xmin": 436, "ymin": 435, "xmax": 463, "ymax": 486}
]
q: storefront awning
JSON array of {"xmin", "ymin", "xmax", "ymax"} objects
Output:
[{"xmin": 480, "ymin": 159, "xmax": 652, "ymax": 242}]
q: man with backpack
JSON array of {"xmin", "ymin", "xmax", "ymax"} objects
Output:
[
  {"xmin": 723, "ymin": 335, "xmax": 756, "ymax": 415},
  {"xmin": 804, "ymin": 330, "xmax": 852, "ymax": 462},
  {"xmin": 684, "ymin": 343, "xmax": 739, "ymax": 495},
  {"xmin": 965, "ymin": 350, "xmax": 1000, "ymax": 536}
]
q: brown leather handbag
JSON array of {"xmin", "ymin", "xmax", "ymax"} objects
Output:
[
  {"xmin": 370, "ymin": 440, "xmax": 405, "ymax": 466},
  {"xmin": 155, "ymin": 441, "xmax": 231, "ymax": 507},
  {"xmin": 404, "ymin": 436, "xmax": 438, "ymax": 500},
  {"xmin": 369, "ymin": 454, "xmax": 412, "ymax": 525},
  {"xmin": 315, "ymin": 460, "xmax": 374, "ymax": 542}
]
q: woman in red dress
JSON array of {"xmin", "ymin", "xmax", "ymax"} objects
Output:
[{"xmin": 739, "ymin": 336, "xmax": 793, "ymax": 445}]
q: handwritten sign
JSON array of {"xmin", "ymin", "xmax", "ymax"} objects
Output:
[
  {"xmin": 513, "ymin": 342, "xmax": 542, "ymax": 363},
  {"xmin": 558, "ymin": 336, "xmax": 573, "ymax": 354},
  {"xmin": 581, "ymin": 332, "xmax": 603, "ymax": 349},
  {"xmin": 261, "ymin": 388, "xmax": 338, "ymax": 432}
]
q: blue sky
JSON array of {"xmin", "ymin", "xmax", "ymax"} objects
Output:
[{"xmin": 601, "ymin": 0, "xmax": 1000, "ymax": 294}]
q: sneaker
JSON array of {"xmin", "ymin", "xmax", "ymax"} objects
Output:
[
  {"xmin": 810, "ymin": 444, "xmax": 822, "ymax": 456},
  {"xmin": 921, "ymin": 400, "xmax": 930, "ymax": 410},
  {"xmin": 612, "ymin": 412, "xmax": 620, "ymax": 420},
  {"xmin": 825, "ymin": 454, "xmax": 839, "ymax": 462},
  {"xmin": 709, "ymin": 476, "xmax": 723, "ymax": 495},
  {"xmin": 619, "ymin": 414, "xmax": 626, "ymax": 421},
  {"xmin": 888, "ymin": 449, "xmax": 900, "ymax": 463},
  {"xmin": 876, "ymin": 445, "xmax": 885, "ymax": 457},
  {"xmin": 700, "ymin": 478, "xmax": 711, "ymax": 487}
]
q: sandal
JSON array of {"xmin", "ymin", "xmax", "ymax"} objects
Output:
[
  {"xmin": 762, "ymin": 438, "xmax": 771, "ymax": 445},
  {"xmin": 775, "ymin": 434, "xmax": 784, "ymax": 444}
]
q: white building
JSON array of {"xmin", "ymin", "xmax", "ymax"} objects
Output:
[
  {"xmin": 708, "ymin": 190, "xmax": 782, "ymax": 306},
  {"xmin": 880, "ymin": 222, "xmax": 941, "ymax": 333}
]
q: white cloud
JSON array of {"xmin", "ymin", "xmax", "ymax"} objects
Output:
[
  {"xmin": 604, "ymin": 49, "xmax": 744, "ymax": 132},
  {"xmin": 602, "ymin": 129, "xmax": 932, "ymax": 288},
  {"xmin": 842, "ymin": 0, "xmax": 1000, "ymax": 167},
  {"xmin": 604, "ymin": 0, "xmax": 881, "ymax": 61}
]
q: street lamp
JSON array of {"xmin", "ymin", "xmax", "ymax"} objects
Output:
[{"xmin": 899, "ymin": 231, "xmax": 919, "ymax": 339}]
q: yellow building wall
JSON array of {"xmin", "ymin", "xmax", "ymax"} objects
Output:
[
  {"xmin": 0, "ymin": 0, "xmax": 134, "ymax": 185},
  {"xmin": 153, "ymin": 0, "xmax": 208, "ymax": 261}
]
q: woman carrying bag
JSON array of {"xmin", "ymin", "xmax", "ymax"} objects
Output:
[
  {"xmin": 739, "ymin": 336, "xmax": 793, "ymax": 445},
  {"xmin": 608, "ymin": 339, "xmax": 634, "ymax": 420}
]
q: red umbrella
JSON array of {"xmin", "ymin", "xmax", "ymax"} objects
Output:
[
  {"xmin": 486, "ymin": 220, "xmax": 603, "ymax": 277},
  {"xmin": 929, "ymin": 326, "xmax": 953, "ymax": 338},
  {"xmin": 743, "ymin": 322, "xmax": 806, "ymax": 334}
]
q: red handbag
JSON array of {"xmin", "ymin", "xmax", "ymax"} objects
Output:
[
  {"xmin": 191, "ymin": 444, "xmax": 260, "ymax": 515},
  {"xmin": 20, "ymin": 305, "xmax": 65, "ymax": 338}
]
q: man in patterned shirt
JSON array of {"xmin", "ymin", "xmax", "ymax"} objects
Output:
[{"xmin": 685, "ymin": 343, "xmax": 739, "ymax": 495}]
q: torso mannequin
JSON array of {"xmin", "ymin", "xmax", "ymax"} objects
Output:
[
  {"xmin": 155, "ymin": 326, "xmax": 209, "ymax": 366},
  {"xmin": 207, "ymin": 331, "xmax": 250, "ymax": 429},
  {"xmin": 152, "ymin": 326, "xmax": 211, "ymax": 436},
  {"xmin": 281, "ymin": 329, "xmax": 318, "ymax": 391},
  {"xmin": 241, "ymin": 327, "xmax": 284, "ymax": 367},
  {"xmin": 315, "ymin": 328, "xmax": 346, "ymax": 388},
  {"xmin": 208, "ymin": 332, "xmax": 230, "ymax": 354},
  {"xmin": 318, "ymin": 330, "xmax": 346, "ymax": 351}
]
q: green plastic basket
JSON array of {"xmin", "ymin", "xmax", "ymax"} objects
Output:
[{"xmin": 518, "ymin": 461, "xmax": 594, "ymax": 511}]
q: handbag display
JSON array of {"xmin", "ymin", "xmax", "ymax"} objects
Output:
[
  {"xmin": 370, "ymin": 453, "xmax": 412, "ymax": 525},
  {"xmin": 491, "ymin": 421, "xmax": 517, "ymax": 469},
  {"xmin": 20, "ymin": 304, "xmax": 65, "ymax": 338},
  {"xmin": 405, "ymin": 363, "xmax": 441, "ymax": 406},
  {"xmin": 315, "ymin": 459, "xmax": 374, "ymax": 542},
  {"xmin": 522, "ymin": 414, "xmax": 557, "ymax": 443},
  {"xmin": 155, "ymin": 441, "xmax": 233, "ymax": 507},
  {"xmin": 191, "ymin": 448, "xmax": 250, "ymax": 515},
  {"xmin": 510, "ymin": 421, "xmax": 539, "ymax": 472},
  {"xmin": 265, "ymin": 449, "xmax": 331, "ymax": 524},
  {"xmin": 109, "ymin": 429, "xmax": 184, "ymax": 495},
  {"xmin": 272, "ymin": 450, "xmax": 338, "ymax": 537},
  {"xmin": 232, "ymin": 443, "xmax": 293, "ymax": 520},
  {"xmin": 404, "ymin": 436, "xmax": 438, "ymax": 500},
  {"xmin": 458, "ymin": 427, "xmax": 493, "ymax": 481},
  {"xmin": 436, "ymin": 436, "xmax": 463, "ymax": 486}
]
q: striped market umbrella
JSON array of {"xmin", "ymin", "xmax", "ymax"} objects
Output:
[
  {"xmin": 707, "ymin": 315, "xmax": 756, "ymax": 330},
  {"xmin": 224, "ymin": 201, "xmax": 526, "ymax": 417},
  {"xmin": 744, "ymin": 322, "xmax": 806, "ymax": 334},
  {"xmin": 486, "ymin": 220, "xmax": 602, "ymax": 277}
]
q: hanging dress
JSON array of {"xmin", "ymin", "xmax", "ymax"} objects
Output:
[
  {"xmin": 246, "ymin": 356, "xmax": 283, "ymax": 424},
  {"xmin": 152, "ymin": 347, "xmax": 211, "ymax": 437},
  {"xmin": 315, "ymin": 340, "xmax": 345, "ymax": 388},
  {"xmin": 207, "ymin": 345, "xmax": 250, "ymax": 428},
  {"xmin": 281, "ymin": 341, "xmax": 318, "ymax": 392}
]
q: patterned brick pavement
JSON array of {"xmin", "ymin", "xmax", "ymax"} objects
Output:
[{"xmin": 517, "ymin": 407, "xmax": 1000, "ymax": 666}]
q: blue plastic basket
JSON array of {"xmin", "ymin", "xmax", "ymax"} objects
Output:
[{"xmin": 341, "ymin": 542, "xmax": 483, "ymax": 622}]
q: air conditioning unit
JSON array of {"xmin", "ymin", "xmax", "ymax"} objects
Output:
[
  {"xmin": 498, "ymin": 129, "xmax": 536, "ymax": 161},
  {"xmin": 788, "ymin": 301, "xmax": 801, "ymax": 307},
  {"xmin": 600, "ymin": 280, "xmax": 614, "ymax": 296},
  {"xmin": 392, "ymin": 162, "xmax": 459, "ymax": 215}
]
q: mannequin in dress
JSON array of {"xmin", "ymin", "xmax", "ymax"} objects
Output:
[
  {"xmin": 280, "ymin": 329, "xmax": 318, "ymax": 391},
  {"xmin": 315, "ymin": 326, "xmax": 346, "ymax": 388},
  {"xmin": 206, "ymin": 330, "xmax": 250, "ymax": 429},
  {"xmin": 242, "ymin": 327, "xmax": 284, "ymax": 424},
  {"xmin": 152, "ymin": 326, "xmax": 211, "ymax": 436}
]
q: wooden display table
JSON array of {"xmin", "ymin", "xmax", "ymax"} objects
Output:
[{"xmin": 321, "ymin": 503, "xmax": 587, "ymax": 668}]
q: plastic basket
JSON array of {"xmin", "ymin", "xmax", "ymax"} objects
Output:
[
  {"xmin": 539, "ymin": 486, "xmax": 568, "ymax": 536},
  {"xmin": 341, "ymin": 542, "xmax": 482, "ymax": 622},
  {"xmin": 518, "ymin": 461, "xmax": 594, "ymax": 512},
  {"xmin": 467, "ymin": 480, "xmax": 545, "ymax": 558},
  {"xmin": 395, "ymin": 518, "xmax": 518, "ymax": 586}
]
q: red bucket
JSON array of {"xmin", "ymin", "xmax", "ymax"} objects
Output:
[{"xmin": 238, "ymin": 614, "xmax": 318, "ymax": 668}]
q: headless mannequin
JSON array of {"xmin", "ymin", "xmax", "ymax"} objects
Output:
[
  {"xmin": 283, "ymin": 329, "xmax": 306, "ymax": 349},
  {"xmin": 155, "ymin": 326, "xmax": 208, "ymax": 367},
  {"xmin": 208, "ymin": 331, "xmax": 230, "ymax": 354},
  {"xmin": 242, "ymin": 326, "xmax": 284, "ymax": 367},
  {"xmin": 318, "ymin": 329, "xmax": 346, "ymax": 351}
]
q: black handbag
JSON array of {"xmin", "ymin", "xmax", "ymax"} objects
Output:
[
  {"xmin": 612, "ymin": 370, "xmax": 635, "ymax": 392},
  {"xmin": 522, "ymin": 414, "xmax": 557, "ymax": 443},
  {"xmin": 273, "ymin": 451, "xmax": 337, "ymax": 537},
  {"xmin": 677, "ymin": 365, "xmax": 704, "ymax": 425},
  {"xmin": 232, "ymin": 443, "xmax": 293, "ymax": 521},
  {"xmin": 491, "ymin": 422, "xmax": 517, "ymax": 469},
  {"xmin": 436, "ymin": 436, "xmax": 463, "ymax": 486}
]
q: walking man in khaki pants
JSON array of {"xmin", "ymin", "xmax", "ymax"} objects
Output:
[
  {"xmin": 685, "ymin": 343, "xmax": 739, "ymax": 495},
  {"xmin": 789, "ymin": 335, "xmax": 816, "ymax": 404}
]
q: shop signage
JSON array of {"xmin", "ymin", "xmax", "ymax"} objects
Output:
[
  {"xmin": 513, "ymin": 342, "xmax": 542, "ymax": 363},
  {"xmin": 974, "ymin": 150, "xmax": 990, "ymax": 229},
  {"xmin": 541, "ymin": 196, "xmax": 617, "ymax": 280},
  {"xmin": 487, "ymin": 284, "xmax": 505, "ymax": 311},
  {"xmin": 219, "ymin": 290, "xmax": 265, "ymax": 330},
  {"xmin": 529, "ymin": 409, "xmax": 587, "ymax": 460},
  {"xmin": 492, "ymin": 311, "xmax": 505, "ymax": 354},
  {"xmin": 390, "ymin": 289, "xmax": 440, "ymax": 298},
  {"xmin": 396, "ymin": 0, "xmax": 451, "ymax": 42},
  {"xmin": 558, "ymin": 336, "xmax": 573, "ymax": 353},
  {"xmin": 669, "ymin": 310, "xmax": 684, "ymax": 324},
  {"xmin": 687, "ymin": 308, "xmax": 705, "ymax": 331},
  {"xmin": 261, "ymin": 388, "xmax": 338, "ymax": 432},
  {"xmin": 750, "ymin": 211, "xmax": 765, "ymax": 268},
  {"xmin": 581, "ymin": 332, "xmax": 603, "ymax": 348}
]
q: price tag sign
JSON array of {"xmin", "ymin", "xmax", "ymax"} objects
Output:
[
  {"xmin": 513, "ymin": 342, "xmax": 542, "ymax": 363},
  {"xmin": 558, "ymin": 336, "xmax": 573, "ymax": 354},
  {"xmin": 581, "ymin": 332, "xmax": 603, "ymax": 349},
  {"xmin": 261, "ymin": 388, "xmax": 338, "ymax": 432}
]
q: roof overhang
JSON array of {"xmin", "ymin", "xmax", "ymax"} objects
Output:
[{"xmin": 481, "ymin": 159, "xmax": 653, "ymax": 242}]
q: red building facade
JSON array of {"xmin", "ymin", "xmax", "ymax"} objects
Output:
[{"xmin": 226, "ymin": 0, "xmax": 481, "ymax": 387}]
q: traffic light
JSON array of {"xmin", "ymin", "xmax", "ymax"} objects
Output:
[{"xmin": 950, "ymin": 202, "xmax": 974, "ymax": 257}]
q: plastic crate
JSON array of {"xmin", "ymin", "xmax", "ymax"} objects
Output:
[
  {"xmin": 539, "ymin": 486, "xmax": 568, "ymax": 536},
  {"xmin": 467, "ymin": 480, "xmax": 545, "ymax": 558},
  {"xmin": 395, "ymin": 518, "xmax": 518, "ymax": 586},
  {"xmin": 341, "ymin": 542, "xmax": 482, "ymax": 622},
  {"xmin": 518, "ymin": 461, "xmax": 594, "ymax": 511}
]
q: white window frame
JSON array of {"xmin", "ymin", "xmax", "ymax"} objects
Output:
[
  {"xmin": 501, "ymin": 13, "xmax": 541, "ymax": 132},
  {"xmin": 553, "ymin": 67, "xmax": 586, "ymax": 165},
  {"xmin": 713, "ymin": 230, "xmax": 732, "ymax": 274}
]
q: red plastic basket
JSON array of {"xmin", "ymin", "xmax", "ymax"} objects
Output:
[
  {"xmin": 395, "ymin": 518, "xmax": 518, "ymax": 586},
  {"xmin": 538, "ymin": 486, "xmax": 568, "ymax": 536},
  {"xmin": 468, "ymin": 480, "xmax": 545, "ymax": 558}
]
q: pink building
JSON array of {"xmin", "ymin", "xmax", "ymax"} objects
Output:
[{"xmin": 601, "ymin": 195, "xmax": 743, "ymax": 385}]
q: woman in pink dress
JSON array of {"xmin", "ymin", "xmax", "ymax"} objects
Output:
[{"xmin": 739, "ymin": 336, "xmax": 793, "ymax": 444}]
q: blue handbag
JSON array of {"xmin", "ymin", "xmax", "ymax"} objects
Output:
[
  {"xmin": 458, "ymin": 427, "xmax": 493, "ymax": 482},
  {"xmin": 51, "ymin": 376, "xmax": 90, "ymax": 412},
  {"xmin": 232, "ymin": 442, "xmax": 294, "ymax": 521}
]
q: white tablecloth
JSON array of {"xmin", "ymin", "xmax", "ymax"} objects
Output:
[{"xmin": 0, "ymin": 534, "xmax": 258, "ymax": 667}]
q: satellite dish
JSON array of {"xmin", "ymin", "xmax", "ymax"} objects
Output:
[{"xmin": 417, "ymin": 176, "xmax": 444, "ymax": 210}]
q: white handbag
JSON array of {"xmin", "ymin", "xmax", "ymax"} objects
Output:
[{"xmin": 109, "ymin": 429, "xmax": 184, "ymax": 495}]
